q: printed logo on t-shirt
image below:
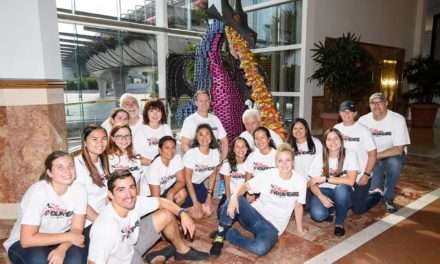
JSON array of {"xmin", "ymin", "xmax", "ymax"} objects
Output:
[
  {"xmin": 269, "ymin": 184, "xmax": 298, "ymax": 197},
  {"xmin": 147, "ymin": 137, "xmax": 159, "ymax": 146},
  {"xmin": 230, "ymin": 171, "xmax": 246, "ymax": 179},
  {"xmin": 342, "ymin": 135, "xmax": 360, "ymax": 142},
  {"xmin": 160, "ymin": 174, "xmax": 176, "ymax": 185},
  {"xmin": 295, "ymin": 150, "xmax": 315, "ymax": 155},
  {"xmin": 195, "ymin": 164, "xmax": 216, "ymax": 173},
  {"xmin": 253, "ymin": 162, "xmax": 274, "ymax": 171},
  {"xmin": 121, "ymin": 220, "xmax": 140, "ymax": 240},
  {"xmin": 328, "ymin": 168, "xmax": 347, "ymax": 177},
  {"xmin": 112, "ymin": 164, "xmax": 140, "ymax": 172},
  {"xmin": 369, "ymin": 128, "xmax": 392, "ymax": 137},
  {"xmin": 43, "ymin": 203, "xmax": 74, "ymax": 217}
]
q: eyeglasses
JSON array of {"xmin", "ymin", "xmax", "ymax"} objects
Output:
[
  {"xmin": 113, "ymin": 135, "xmax": 131, "ymax": 140},
  {"xmin": 369, "ymin": 100, "xmax": 385, "ymax": 105}
]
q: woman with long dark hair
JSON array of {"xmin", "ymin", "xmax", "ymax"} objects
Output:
[
  {"xmin": 182, "ymin": 124, "xmax": 220, "ymax": 219},
  {"xmin": 287, "ymin": 118, "xmax": 323, "ymax": 180},
  {"xmin": 308, "ymin": 128, "xmax": 358, "ymax": 237}
]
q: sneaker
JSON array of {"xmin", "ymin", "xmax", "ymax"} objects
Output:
[
  {"xmin": 334, "ymin": 226, "xmax": 345, "ymax": 237},
  {"xmin": 210, "ymin": 235, "xmax": 224, "ymax": 257},
  {"xmin": 175, "ymin": 247, "xmax": 209, "ymax": 261},
  {"xmin": 145, "ymin": 245, "xmax": 175, "ymax": 264},
  {"xmin": 385, "ymin": 200, "xmax": 398, "ymax": 213}
]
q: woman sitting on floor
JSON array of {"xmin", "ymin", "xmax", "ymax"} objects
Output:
[
  {"xmin": 182, "ymin": 123, "xmax": 221, "ymax": 219},
  {"xmin": 4, "ymin": 151, "xmax": 88, "ymax": 264},
  {"xmin": 308, "ymin": 128, "xmax": 359, "ymax": 237},
  {"xmin": 210, "ymin": 143, "xmax": 307, "ymax": 257},
  {"xmin": 147, "ymin": 136, "xmax": 187, "ymax": 205},
  {"xmin": 217, "ymin": 136, "xmax": 252, "ymax": 216}
]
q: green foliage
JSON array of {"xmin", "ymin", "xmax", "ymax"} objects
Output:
[
  {"xmin": 309, "ymin": 32, "xmax": 372, "ymax": 107},
  {"xmin": 403, "ymin": 56, "xmax": 440, "ymax": 104},
  {"xmin": 65, "ymin": 78, "xmax": 98, "ymax": 91}
]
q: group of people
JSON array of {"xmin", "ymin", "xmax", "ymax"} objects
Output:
[{"xmin": 4, "ymin": 90, "xmax": 410, "ymax": 263}]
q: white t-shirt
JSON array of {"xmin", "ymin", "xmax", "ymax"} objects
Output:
[
  {"xmin": 240, "ymin": 129, "xmax": 283, "ymax": 150},
  {"xmin": 4, "ymin": 181, "xmax": 87, "ymax": 251},
  {"xmin": 245, "ymin": 148, "xmax": 277, "ymax": 178},
  {"xmin": 180, "ymin": 112, "xmax": 227, "ymax": 141},
  {"xmin": 88, "ymin": 196, "xmax": 159, "ymax": 264},
  {"xmin": 334, "ymin": 122, "xmax": 376, "ymax": 181},
  {"xmin": 358, "ymin": 110, "xmax": 410, "ymax": 152},
  {"xmin": 108, "ymin": 153, "xmax": 143, "ymax": 184},
  {"xmin": 133, "ymin": 124, "xmax": 173, "ymax": 160},
  {"xmin": 314, "ymin": 150, "xmax": 359, "ymax": 189},
  {"xmin": 74, "ymin": 155, "xmax": 107, "ymax": 226},
  {"xmin": 219, "ymin": 161, "xmax": 247, "ymax": 195},
  {"xmin": 248, "ymin": 168, "xmax": 307, "ymax": 236},
  {"xmin": 147, "ymin": 155, "xmax": 184, "ymax": 195},
  {"xmin": 293, "ymin": 137, "xmax": 323, "ymax": 180},
  {"xmin": 183, "ymin": 148, "xmax": 220, "ymax": 184}
]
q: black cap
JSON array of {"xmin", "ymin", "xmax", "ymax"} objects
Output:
[{"xmin": 339, "ymin": 100, "xmax": 356, "ymax": 112}]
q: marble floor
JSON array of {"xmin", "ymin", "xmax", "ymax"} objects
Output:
[{"xmin": 1, "ymin": 129, "xmax": 439, "ymax": 263}]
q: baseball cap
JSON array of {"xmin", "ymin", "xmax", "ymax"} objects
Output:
[
  {"xmin": 369, "ymin": 92, "xmax": 386, "ymax": 103},
  {"xmin": 339, "ymin": 100, "xmax": 356, "ymax": 112}
]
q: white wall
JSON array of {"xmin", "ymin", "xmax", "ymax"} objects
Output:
[
  {"xmin": 305, "ymin": 0, "xmax": 422, "ymax": 96},
  {"xmin": 0, "ymin": 0, "xmax": 62, "ymax": 79}
]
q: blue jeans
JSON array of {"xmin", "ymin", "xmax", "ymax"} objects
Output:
[
  {"xmin": 351, "ymin": 179, "xmax": 382, "ymax": 214},
  {"xmin": 8, "ymin": 241, "xmax": 87, "ymax": 264},
  {"xmin": 218, "ymin": 196, "xmax": 278, "ymax": 256},
  {"xmin": 371, "ymin": 155, "xmax": 404, "ymax": 202},
  {"xmin": 309, "ymin": 185, "xmax": 353, "ymax": 226}
]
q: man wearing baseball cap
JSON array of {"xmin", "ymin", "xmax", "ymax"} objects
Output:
[
  {"xmin": 358, "ymin": 93, "xmax": 410, "ymax": 213},
  {"xmin": 334, "ymin": 100, "xmax": 381, "ymax": 214}
]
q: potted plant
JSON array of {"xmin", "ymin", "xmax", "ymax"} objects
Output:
[
  {"xmin": 310, "ymin": 32, "xmax": 372, "ymax": 130},
  {"xmin": 403, "ymin": 56, "xmax": 440, "ymax": 128}
]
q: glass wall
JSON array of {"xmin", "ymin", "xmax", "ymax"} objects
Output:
[
  {"xmin": 57, "ymin": 0, "xmax": 303, "ymax": 149},
  {"xmin": 59, "ymin": 22, "xmax": 158, "ymax": 148},
  {"xmin": 247, "ymin": 1, "xmax": 301, "ymax": 48}
]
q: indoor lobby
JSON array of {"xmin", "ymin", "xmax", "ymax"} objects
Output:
[{"xmin": 1, "ymin": 0, "xmax": 439, "ymax": 263}]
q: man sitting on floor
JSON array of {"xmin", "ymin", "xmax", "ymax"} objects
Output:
[{"xmin": 88, "ymin": 170, "xmax": 209, "ymax": 264}]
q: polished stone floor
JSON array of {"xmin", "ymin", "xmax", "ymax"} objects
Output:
[{"xmin": 1, "ymin": 128, "xmax": 439, "ymax": 263}]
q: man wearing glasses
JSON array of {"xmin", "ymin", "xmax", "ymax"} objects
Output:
[{"xmin": 358, "ymin": 92, "xmax": 410, "ymax": 213}]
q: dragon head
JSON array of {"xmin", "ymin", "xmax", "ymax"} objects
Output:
[{"xmin": 207, "ymin": 0, "xmax": 257, "ymax": 48}]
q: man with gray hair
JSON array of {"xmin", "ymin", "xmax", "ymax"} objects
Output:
[
  {"xmin": 239, "ymin": 109, "xmax": 283, "ymax": 150},
  {"xmin": 358, "ymin": 92, "xmax": 410, "ymax": 213}
]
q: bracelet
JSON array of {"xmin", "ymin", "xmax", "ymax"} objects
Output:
[
  {"xmin": 176, "ymin": 208, "xmax": 185, "ymax": 219},
  {"xmin": 364, "ymin": 172, "xmax": 371, "ymax": 177}
]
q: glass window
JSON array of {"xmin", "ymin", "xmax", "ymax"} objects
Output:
[
  {"xmin": 242, "ymin": 0, "xmax": 272, "ymax": 7},
  {"xmin": 120, "ymin": 0, "xmax": 156, "ymax": 24},
  {"xmin": 255, "ymin": 49, "xmax": 301, "ymax": 92},
  {"xmin": 57, "ymin": 0, "xmax": 73, "ymax": 10},
  {"xmin": 167, "ymin": 0, "xmax": 208, "ymax": 31},
  {"xmin": 247, "ymin": 1, "xmax": 301, "ymax": 48},
  {"xmin": 273, "ymin": 96, "xmax": 299, "ymax": 129},
  {"xmin": 59, "ymin": 23, "xmax": 157, "ymax": 149},
  {"xmin": 74, "ymin": 0, "xmax": 119, "ymax": 18}
]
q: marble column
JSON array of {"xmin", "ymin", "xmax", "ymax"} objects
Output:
[{"xmin": 0, "ymin": 0, "xmax": 65, "ymax": 218}]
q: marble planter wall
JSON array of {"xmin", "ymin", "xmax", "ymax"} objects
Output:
[{"xmin": 0, "ymin": 80, "xmax": 67, "ymax": 203}]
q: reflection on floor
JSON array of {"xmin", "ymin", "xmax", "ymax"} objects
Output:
[{"xmin": 1, "ymin": 129, "xmax": 439, "ymax": 263}]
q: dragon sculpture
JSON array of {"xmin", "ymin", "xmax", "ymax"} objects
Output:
[{"xmin": 166, "ymin": 0, "xmax": 287, "ymax": 141}]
